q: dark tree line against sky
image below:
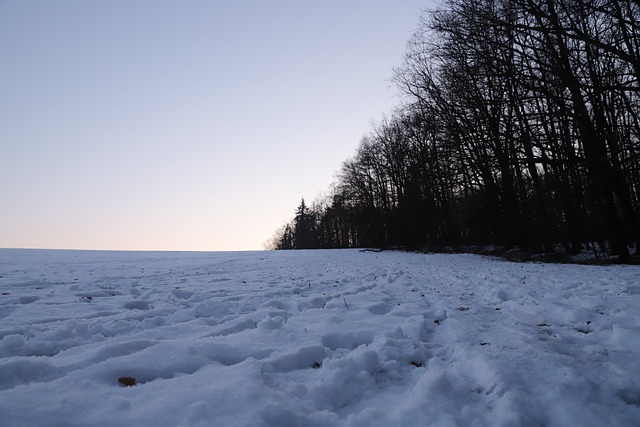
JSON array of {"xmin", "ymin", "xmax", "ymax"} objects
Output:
[{"xmin": 270, "ymin": 0, "xmax": 640, "ymax": 262}]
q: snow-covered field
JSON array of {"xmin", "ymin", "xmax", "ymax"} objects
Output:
[{"xmin": 0, "ymin": 249, "xmax": 639, "ymax": 427}]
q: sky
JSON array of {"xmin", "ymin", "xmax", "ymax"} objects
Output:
[{"xmin": 0, "ymin": 1, "xmax": 431, "ymax": 251}]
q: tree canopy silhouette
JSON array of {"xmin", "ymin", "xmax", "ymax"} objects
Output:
[{"xmin": 271, "ymin": 0, "xmax": 640, "ymax": 262}]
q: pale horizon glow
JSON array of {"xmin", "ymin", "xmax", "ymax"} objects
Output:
[{"xmin": 0, "ymin": 1, "xmax": 431, "ymax": 251}]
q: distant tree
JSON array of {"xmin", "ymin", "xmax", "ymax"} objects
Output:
[
  {"xmin": 265, "ymin": 223, "xmax": 294, "ymax": 250},
  {"xmin": 293, "ymin": 198, "xmax": 318, "ymax": 249}
]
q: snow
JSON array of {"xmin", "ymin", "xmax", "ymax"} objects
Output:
[{"xmin": 0, "ymin": 248, "xmax": 639, "ymax": 426}]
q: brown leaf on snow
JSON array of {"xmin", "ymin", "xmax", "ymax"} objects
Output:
[{"xmin": 118, "ymin": 377, "xmax": 136, "ymax": 387}]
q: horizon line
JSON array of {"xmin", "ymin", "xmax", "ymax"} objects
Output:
[{"xmin": 0, "ymin": 247, "xmax": 268, "ymax": 253}]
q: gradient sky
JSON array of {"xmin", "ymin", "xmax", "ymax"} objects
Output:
[{"xmin": 0, "ymin": 1, "xmax": 431, "ymax": 251}]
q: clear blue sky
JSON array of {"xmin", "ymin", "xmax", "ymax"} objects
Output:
[{"xmin": 0, "ymin": 1, "xmax": 431, "ymax": 251}]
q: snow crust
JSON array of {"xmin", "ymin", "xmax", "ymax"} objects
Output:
[{"xmin": 0, "ymin": 248, "xmax": 639, "ymax": 426}]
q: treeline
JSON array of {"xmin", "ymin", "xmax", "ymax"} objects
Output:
[{"xmin": 270, "ymin": 0, "xmax": 640, "ymax": 261}]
